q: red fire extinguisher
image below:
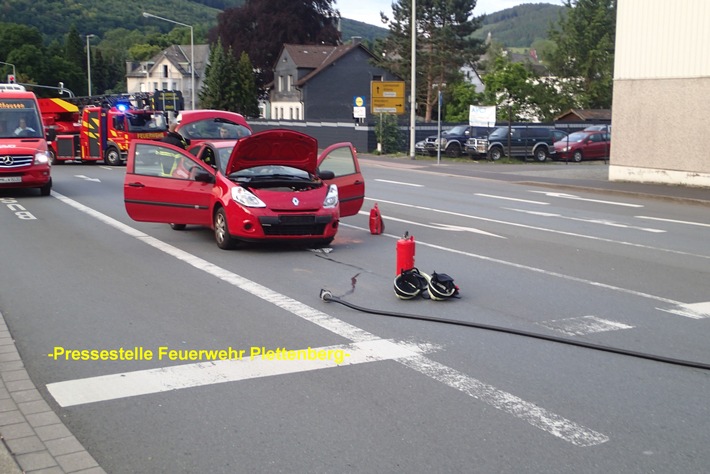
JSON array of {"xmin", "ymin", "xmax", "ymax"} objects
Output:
[
  {"xmin": 396, "ymin": 232, "xmax": 415, "ymax": 275},
  {"xmin": 369, "ymin": 203, "xmax": 384, "ymax": 235}
]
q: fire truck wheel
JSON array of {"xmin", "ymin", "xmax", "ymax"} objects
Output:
[
  {"xmin": 104, "ymin": 147, "xmax": 121, "ymax": 166},
  {"xmin": 48, "ymin": 150, "xmax": 60, "ymax": 165}
]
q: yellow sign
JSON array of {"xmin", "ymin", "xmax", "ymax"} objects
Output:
[{"xmin": 371, "ymin": 81, "xmax": 406, "ymax": 115}]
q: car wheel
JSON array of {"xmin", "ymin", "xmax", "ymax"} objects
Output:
[
  {"xmin": 446, "ymin": 143, "xmax": 461, "ymax": 158},
  {"xmin": 573, "ymin": 150, "xmax": 583, "ymax": 162},
  {"xmin": 39, "ymin": 179, "xmax": 52, "ymax": 196},
  {"xmin": 535, "ymin": 147, "xmax": 549, "ymax": 162},
  {"xmin": 214, "ymin": 208, "xmax": 237, "ymax": 250},
  {"xmin": 104, "ymin": 147, "xmax": 122, "ymax": 166},
  {"xmin": 170, "ymin": 223, "xmax": 186, "ymax": 230},
  {"xmin": 489, "ymin": 146, "xmax": 503, "ymax": 161}
]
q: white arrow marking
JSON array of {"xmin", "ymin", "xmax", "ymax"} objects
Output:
[
  {"xmin": 74, "ymin": 174, "xmax": 101, "ymax": 182},
  {"xmin": 508, "ymin": 208, "xmax": 665, "ymax": 233},
  {"xmin": 529, "ymin": 191, "xmax": 643, "ymax": 208}
]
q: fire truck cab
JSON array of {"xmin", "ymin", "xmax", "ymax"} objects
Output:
[{"xmin": 0, "ymin": 84, "xmax": 52, "ymax": 195}]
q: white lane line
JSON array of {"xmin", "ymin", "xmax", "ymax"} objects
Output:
[
  {"xmin": 364, "ymin": 197, "xmax": 710, "ymax": 260},
  {"xmin": 398, "ymin": 355, "xmax": 609, "ymax": 447},
  {"xmin": 50, "ymin": 191, "xmax": 608, "ymax": 446},
  {"xmin": 47, "ymin": 340, "xmax": 418, "ymax": 408},
  {"xmin": 655, "ymin": 302, "xmax": 710, "ymax": 319},
  {"xmin": 528, "ymin": 191, "xmax": 644, "ymax": 208},
  {"xmin": 374, "ymin": 179, "xmax": 423, "ymax": 187},
  {"xmin": 537, "ymin": 316, "xmax": 634, "ymax": 337},
  {"xmin": 507, "ymin": 208, "xmax": 666, "ymax": 233},
  {"xmin": 636, "ymin": 216, "xmax": 710, "ymax": 228},
  {"xmin": 475, "ymin": 193, "xmax": 549, "ymax": 205},
  {"xmin": 357, "ymin": 211, "xmax": 505, "ymax": 238}
]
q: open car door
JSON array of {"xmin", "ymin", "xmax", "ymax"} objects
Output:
[
  {"xmin": 318, "ymin": 143, "xmax": 365, "ymax": 218},
  {"xmin": 124, "ymin": 140, "xmax": 215, "ymax": 226}
]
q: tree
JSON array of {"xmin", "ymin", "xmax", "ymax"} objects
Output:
[
  {"xmin": 199, "ymin": 38, "xmax": 241, "ymax": 112},
  {"xmin": 547, "ymin": 0, "xmax": 616, "ymax": 108},
  {"xmin": 378, "ymin": 0, "xmax": 486, "ymax": 122},
  {"xmin": 443, "ymin": 80, "xmax": 483, "ymax": 122},
  {"xmin": 234, "ymin": 52, "xmax": 260, "ymax": 117},
  {"xmin": 212, "ymin": 0, "xmax": 340, "ymax": 92}
]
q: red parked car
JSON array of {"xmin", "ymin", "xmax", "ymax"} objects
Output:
[
  {"xmin": 553, "ymin": 130, "xmax": 611, "ymax": 162},
  {"xmin": 174, "ymin": 109, "xmax": 252, "ymax": 147},
  {"xmin": 123, "ymin": 129, "xmax": 365, "ymax": 249}
]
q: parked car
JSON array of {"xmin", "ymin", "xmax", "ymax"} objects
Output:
[
  {"xmin": 174, "ymin": 110, "xmax": 252, "ymax": 147},
  {"xmin": 123, "ymin": 129, "xmax": 364, "ymax": 249},
  {"xmin": 415, "ymin": 125, "xmax": 491, "ymax": 157},
  {"xmin": 471, "ymin": 126, "xmax": 568, "ymax": 162},
  {"xmin": 583, "ymin": 124, "xmax": 612, "ymax": 132},
  {"xmin": 553, "ymin": 130, "xmax": 611, "ymax": 162}
]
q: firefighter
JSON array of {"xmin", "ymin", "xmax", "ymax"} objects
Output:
[{"xmin": 161, "ymin": 121, "xmax": 190, "ymax": 149}]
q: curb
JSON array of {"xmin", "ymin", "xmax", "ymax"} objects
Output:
[{"xmin": 0, "ymin": 311, "xmax": 106, "ymax": 474}]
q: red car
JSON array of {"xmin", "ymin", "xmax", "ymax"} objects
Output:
[
  {"xmin": 553, "ymin": 130, "xmax": 611, "ymax": 162},
  {"xmin": 123, "ymin": 129, "xmax": 365, "ymax": 249},
  {"xmin": 174, "ymin": 109, "xmax": 252, "ymax": 148}
]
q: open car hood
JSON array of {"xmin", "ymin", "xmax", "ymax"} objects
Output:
[{"xmin": 226, "ymin": 129, "xmax": 318, "ymax": 175}]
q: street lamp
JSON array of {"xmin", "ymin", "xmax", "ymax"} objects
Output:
[
  {"xmin": 0, "ymin": 61, "xmax": 16, "ymax": 82},
  {"xmin": 86, "ymin": 34, "xmax": 96, "ymax": 96},
  {"xmin": 142, "ymin": 12, "xmax": 195, "ymax": 110}
]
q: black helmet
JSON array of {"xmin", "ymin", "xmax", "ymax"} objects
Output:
[
  {"xmin": 393, "ymin": 268, "xmax": 429, "ymax": 300},
  {"xmin": 426, "ymin": 272, "xmax": 459, "ymax": 300}
]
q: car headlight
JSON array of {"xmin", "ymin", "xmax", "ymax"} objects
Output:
[
  {"xmin": 323, "ymin": 184, "xmax": 338, "ymax": 209},
  {"xmin": 34, "ymin": 151, "xmax": 50, "ymax": 165},
  {"xmin": 561, "ymin": 146, "xmax": 570, "ymax": 152},
  {"xmin": 231, "ymin": 186, "xmax": 266, "ymax": 207}
]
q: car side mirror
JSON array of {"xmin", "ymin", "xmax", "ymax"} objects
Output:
[
  {"xmin": 193, "ymin": 168, "xmax": 215, "ymax": 183},
  {"xmin": 318, "ymin": 170, "xmax": 335, "ymax": 180}
]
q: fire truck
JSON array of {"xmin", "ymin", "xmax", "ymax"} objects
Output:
[{"xmin": 42, "ymin": 94, "xmax": 169, "ymax": 165}]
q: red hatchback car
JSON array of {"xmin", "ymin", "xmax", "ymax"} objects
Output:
[
  {"xmin": 553, "ymin": 130, "xmax": 611, "ymax": 162},
  {"xmin": 123, "ymin": 129, "xmax": 364, "ymax": 249},
  {"xmin": 174, "ymin": 109, "xmax": 252, "ymax": 148}
]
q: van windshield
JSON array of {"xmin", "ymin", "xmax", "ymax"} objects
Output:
[{"xmin": 0, "ymin": 99, "xmax": 43, "ymax": 138}]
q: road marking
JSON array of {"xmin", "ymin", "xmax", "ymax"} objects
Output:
[
  {"xmin": 528, "ymin": 191, "xmax": 644, "ymax": 208},
  {"xmin": 475, "ymin": 193, "xmax": 549, "ymax": 205},
  {"xmin": 50, "ymin": 191, "xmax": 609, "ymax": 446},
  {"xmin": 374, "ymin": 179, "xmax": 423, "ymax": 187},
  {"xmin": 47, "ymin": 339, "xmax": 420, "ymax": 407},
  {"xmin": 357, "ymin": 211, "xmax": 505, "ymax": 238},
  {"xmin": 74, "ymin": 174, "xmax": 101, "ymax": 182},
  {"xmin": 635, "ymin": 216, "xmax": 710, "ymax": 228},
  {"xmin": 364, "ymin": 197, "xmax": 710, "ymax": 260},
  {"xmin": 537, "ymin": 316, "xmax": 634, "ymax": 336},
  {"xmin": 508, "ymin": 208, "xmax": 666, "ymax": 233},
  {"xmin": 656, "ymin": 302, "xmax": 710, "ymax": 319}
]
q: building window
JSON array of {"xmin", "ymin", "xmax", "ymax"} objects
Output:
[
  {"xmin": 161, "ymin": 82, "xmax": 168, "ymax": 90},
  {"xmin": 163, "ymin": 65, "xmax": 168, "ymax": 78},
  {"xmin": 287, "ymin": 75, "xmax": 293, "ymax": 92},
  {"xmin": 289, "ymin": 107, "xmax": 293, "ymax": 120},
  {"xmin": 373, "ymin": 75, "xmax": 383, "ymax": 81},
  {"xmin": 279, "ymin": 76, "xmax": 284, "ymax": 92},
  {"xmin": 280, "ymin": 107, "xmax": 284, "ymax": 119}
]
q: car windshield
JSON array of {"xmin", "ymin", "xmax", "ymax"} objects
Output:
[
  {"xmin": 565, "ymin": 132, "xmax": 590, "ymax": 142},
  {"xmin": 446, "ymin": 125, "xmax": 468, "ymax": 135},
  {"xmin": 0, "ymin": 100, "xmax": 43, "ymax": 138},
  {"xmin": 181, "ymin": 119, "xmax": 252, "ymax": 140},
  {"xmin": 126, "ymin": 112, "xmax": 168, "ymax": 132}
]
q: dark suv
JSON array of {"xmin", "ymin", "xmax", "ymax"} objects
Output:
[
  {"xmin": 415, "ymin": 125, "xmax": 491, "ymax": 158},
  {"xmin": 470, "ymin": 126, "xmax": 568, "ymax": 162}
]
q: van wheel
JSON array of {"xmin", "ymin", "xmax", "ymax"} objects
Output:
[
  {"xmin": 39, "ymin": 179, "xmax": 52, "ymax": 196},
  {"xmin": 214, "ymin": 208, "xmax": 238, "ymax": 250},
  {"xmin": 104, "ymin": 147, "xmax": 121, "ymax": 166},
  {"xmin": 535, "ymin": 147, "xmax": 549, "ymax": 162},
  {"xmin": 489, "ymin": 146, "xmax": 503, "ymax": 161},
  {"xmin": 573, "ymin": 150, "xmax": 583, "ymax": 162}
]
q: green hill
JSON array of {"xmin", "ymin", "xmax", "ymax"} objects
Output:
[{"xmin": 473, "ymin": 2, "xmax": 565, "ymax": 48}]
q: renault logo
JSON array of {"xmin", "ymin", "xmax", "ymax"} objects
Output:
[
  {"xmin": 2, "ymin": 156, "xmax": 13, "ymax": 165},
  {"xmin": 292, "ymin": 197, "xmax": 299, "ymax": 206}
]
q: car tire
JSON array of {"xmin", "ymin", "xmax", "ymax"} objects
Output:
[
  {"xmin": 39, "ymin": 179, "xmax": 52, "ymax": 197},
  {"xmin": 311, "ymin": 238, "xmax": 334, "ymax": 248},
  {"xmin": 104, "ymin": 147, "xmax": 122, "ymax": 166},
  {"xmin": 489, "ymin": 146, "xmax": 503, "ymax": 161},
  {"xmin": 573, "ymin": 150, "xmax": 583, "ymax": 162},
  {"xmin": 535, "ymin": 147, "xmax": 549, "ymax": 162},
  {"xmin": 170, "ymin": 223, "xmax": 187, "ymax": 230},
  {"xmin": 446, "ymin": 143, "xmax": 461, "ymax": 158},
  {"xmin": 214, "ymin": 207, "xmax": 238, "ymax": 250}
]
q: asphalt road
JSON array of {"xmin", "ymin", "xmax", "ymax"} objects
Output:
[{"xmin": 0, "ymin": 158, "xmax": 708, "ymax": 473}]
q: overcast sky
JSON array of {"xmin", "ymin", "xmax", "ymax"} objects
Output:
[{"xmin": 336, "ymin": 0, "xmax": 566, "ymax": 27}]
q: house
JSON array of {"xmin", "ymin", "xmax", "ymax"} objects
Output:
[
  {"xmin": 555, "ymin": 109, "xmax": 612, "ymax": 123},
  {"xmin": 266, "ymin": 40, "xmax": 400, "ymax": 121},
  {"xmin": 125, "ymin": 44, "xmax": 210, "ymax": 111}
]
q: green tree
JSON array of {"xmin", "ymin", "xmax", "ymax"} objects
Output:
[
  {"xmin": 64, "ymin": 25, "xmax": 86, "ymax": 95},
  {"xmin": 378, "ymin": 0, "xmax": 486, "ymax": 122},
  {"xmin": 199, "ymin": 38, "xmax": 239, "ymax": 111},
  {"xmin": 547, "ymin": 0, "xmax": 616, "ymax": 108},
  {"xmin": 234, "ymin": 52, "xmax": 260, "ymax": 117},
  {"xmin": 443, "ymin": 80, "xmax": 484, "ymax": 122}
]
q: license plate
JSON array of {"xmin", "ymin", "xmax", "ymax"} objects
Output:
[{"xmin": 0, "ymin": 177, "xmax": 22, "ymax": 183}]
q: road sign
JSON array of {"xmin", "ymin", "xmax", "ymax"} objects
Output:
[{"xmin": 371, "ymin": 81, "xmax": 406, "ymax": 115}]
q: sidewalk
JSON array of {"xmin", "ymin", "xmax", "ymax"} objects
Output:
[{"xmin": 359, "ymin": 154, "xmax": 710, "ymax": 206}]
